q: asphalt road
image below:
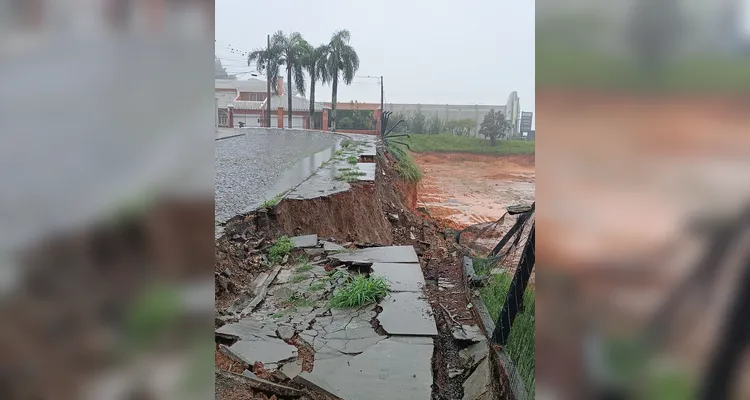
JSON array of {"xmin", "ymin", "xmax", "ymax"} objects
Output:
[{"xmin": 215, "ymin": 128, "xmax": 339, "ymax": 223}]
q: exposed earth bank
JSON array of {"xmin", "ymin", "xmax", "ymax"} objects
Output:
[{"xmin": 215, "ymin": 151, "xmax": 488, "ymax": 399}]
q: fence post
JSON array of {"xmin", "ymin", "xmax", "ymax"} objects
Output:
[{"xmin": 492, "ymin": 223, "xmax": 535, "ymax": 345}]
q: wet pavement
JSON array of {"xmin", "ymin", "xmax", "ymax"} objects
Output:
[
  {"xmin": 215, "ymin": 128, "xmax": 340, "ymax": 223},
  {"xmin": 216, "ymin": 239, "xmax": 441, "ymax": 399},
  {"xmin": 285, "ymin": 134, "xmax": 379, "ymax": 201}
]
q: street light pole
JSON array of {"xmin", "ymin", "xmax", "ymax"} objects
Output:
[{"xmin": 380, "ymin": 76, "xmax": 384, "ymax": 117}]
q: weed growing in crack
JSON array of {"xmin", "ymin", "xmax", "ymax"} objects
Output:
[
  {"xmin": 330, "ymin": 275, "xmax": 390, "ymax": 308},
  {"xmin": 334, "ymin": 170, "xmax": 366, "ymax": 182},
  {"xmin": 295, "ymin": 263, "xmax": 313, "ymax": 273},
  {"xmin": 260, "ymin": 190, "xmax": 287, "ymax": 209},
  {"xmin": 308, "ymin": 282, "xmax": 326, "ymax": 292},
  {"xmin": 268, "ymin": 236, "xmax": 294, "ymax": 264},
  {"xmin": 347, "ymin": 155, "xmax": 358, "ymax": 165},
  {"xmin": 291, "ymin": 273, "xmax": 309, "ymax": 283},
  {"xmin": 341, "ymin": 139, "xmax": 354, "ymax": 148},
  {"xmin": 283, "ymin": 293, "xmax": 315, "ymax": 309}
]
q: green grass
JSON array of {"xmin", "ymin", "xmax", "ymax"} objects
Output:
[
  {"xmin": 476, "ymin": 262, "xmax": 535, "ymax": 398},
  {"xmin": 308, "ymin": 282, "xmax": 326, "ymax": 292},
  {"xmin": 291, "ymin": 273, "xmax": 309, "ymax": 283},
  {"xmin": 268, "ymin": 236, "xmax": 294, "ymax": 264},
  {"xmin": 295, "ymin": 263, "xmax": 313, "ymax": 273},
  {"xmin": 330, "ymin": 275, "xmax": 390, "ymax": 308},
  {"xmin": 335, "ymin": 170, "xmax": 366, "ymax": 182},
  {"xmin": 347, "ymin": 155, "xmax": 358, "ymax": 165},
  {"xmin": 260, "ymin": 191, "xmax": 287, "ymax": 209},
  {"xmin": 403, "ymin": 133, "xmax": 534, "ymax": 156},
  {"xmin": 387, "ymin": 142, "xmax": 423, "ymax": 183}
]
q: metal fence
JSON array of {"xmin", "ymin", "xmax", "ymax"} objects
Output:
[{"xmin": 465, "ymin": 203, "xmax": 535, "ymax": 399}]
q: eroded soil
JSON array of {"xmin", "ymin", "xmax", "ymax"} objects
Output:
[{"xmin": 413, "ymin": 152, "xmax": 535, "ymax": 230}]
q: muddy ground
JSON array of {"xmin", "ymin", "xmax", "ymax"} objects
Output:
[
  {"xmin": 215, "ymin": 152, "xmax": 488, "ymax": 399},
  {"xmin": 413, "ymin": 152, "xmax": 535, "ymax": 231}
]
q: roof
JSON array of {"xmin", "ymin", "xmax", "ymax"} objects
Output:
[
  {"xmin": 216, "ymin": 92, "xmax": 237, "ymax": 108},
  {"xmin": 231, "ymin": 101, "xmax": 264, "ymax": 111},
  {"xmin": 215, "ymin": 78, "xmax": 267, "ymax": 92},
  {"xmin": 267, "ymin": 94, "xmax": 327, "ymax": 112}
]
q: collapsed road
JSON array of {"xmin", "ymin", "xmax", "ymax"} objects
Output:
[{"xmin": 216, "ymin": 130, "xmax": 499, "ymax": 399}]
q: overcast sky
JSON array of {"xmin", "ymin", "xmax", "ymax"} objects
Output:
[{"xmin": 215, "ymin": 0, "xmax": 535, "ymax": 119}]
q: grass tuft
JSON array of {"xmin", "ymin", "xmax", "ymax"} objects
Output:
[
  {"xmin": 295, "ymin": 263, "xmax": 313, "ymax": 273},
  {"xmin": 308, "ymin": 282, "xmax": 326, "ymax": 292},
  {"xmin": 260, "ymin": 191, "xmax": 287, "ymax": 209},
  {"xmin": 334, "ymin": 169, "xmax": 367, "ymax": 182},
  {"xmin": 330, "ymin": 275, "xmax": 390, "ymax": 308},
  {"xmin": 291, "ymin": 273, "xmax": 309, "ymax": 283},
  {"xmin": 387, "ymin": 142, "xmax": 422, "ymax": 183},
  {"xmin": 347, "ymin": 155, "xmax": 358, "ymax": 165},
  {"xmin": 268, "ymin": 236, "xmax": 294, "ymax": 264}
]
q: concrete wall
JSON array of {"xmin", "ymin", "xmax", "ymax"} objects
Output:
[
  {"xmin": 383, "ymin": 103, "xmax": 510, "ymax": 137},
  {"xmin": 384, "ymin": 103, "xmax": 505, "ymax": 136}
]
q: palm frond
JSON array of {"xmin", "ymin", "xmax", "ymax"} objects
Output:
[
  {"xmin": 340, "ymin": 45, "xmax": 359, "ymax": 84},
  {"xmin": 293, "ymin": 64, "xmax": 306, "ymax": 96}
]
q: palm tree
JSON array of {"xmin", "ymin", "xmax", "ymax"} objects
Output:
[
  {"xmin": 302, "ymin": 44, "xmax": 330, "ymax": 129},
  {"xmin": 271, "ymin": 31, "xmax": 308, "ymax": 128},
  {"xmin": 325, "ymin": 30, "xmax": 359, "ymax": 131},
  {"xmin": 248, "ymin": 40, "xmax": 282, "ymax": 127}
]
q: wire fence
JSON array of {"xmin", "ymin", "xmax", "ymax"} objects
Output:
[{"xmin": 467, "ymin": 203, "xmax": 535, "ymax": 399}]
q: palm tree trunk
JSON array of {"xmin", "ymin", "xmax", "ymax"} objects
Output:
[
  {"xmin": 331, "ymin": 75, "xmax": 338, "ymax": 132},
  {"xmin": 287, "ymin": 65, "xmax": 293, "ymax": 128},
  {"xmin": 309, "ymin": 74, "xmax": 316, "ymax": 128}
]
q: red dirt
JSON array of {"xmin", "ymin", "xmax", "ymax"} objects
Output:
[{"xmin": 412, "ymin": 152, "xmax": 535, "ymax": 230}]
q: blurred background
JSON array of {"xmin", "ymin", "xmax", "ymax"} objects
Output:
[
  {"xmin": 0, "ymin": 0, "xmax": 214, "ymax": 398},
  {"xmin": 536, "ymin": 0, "xmax": 750, "ymax": 398}
]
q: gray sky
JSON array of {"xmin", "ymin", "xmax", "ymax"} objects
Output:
[{"xmin": 216, "ymin": 0, "xmax": 534, "ymax": 119}]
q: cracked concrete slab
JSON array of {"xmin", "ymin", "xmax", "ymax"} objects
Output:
[
  {"xmin": 354, "ymin": 162, "xmax": 376, "ymax": 181},
  {"xmin": 224, "ymin": 337, "xmax": 298, "ymax": 367},
  {"xmin": 451, "ymin": 325, "xmax": 485, "ymax": 343},
  {"xmin": 296, "ymin": 337, "xmax": 433, "ymax": 400},
  {"xmin": 290, "ymin": 234, "xmax": 318, "ymax": 248},
  {"xmin": 459, "ymin": 340, "xmax": 489, "ymax": 368},
  {"xmin": 322, "ymin": 241, "xmax": 346, "ymax": 252},
  {"xmin": 462, "ymin": 358, "xmax": 492, "ymax": 400},
  {"xmin": 370, "ymin": 262, "xmax": 425, "ymax": 292},
  {"xmin": 330, "ymin": 246, "xmax": 419, "ymax": 264},
  {"xmin": 216, "ymin": 317, "xmax": 278, "ymax": 340},
  {"xmin": 379, "ymin": 292, "xmax": 438, "ymax": 336}
]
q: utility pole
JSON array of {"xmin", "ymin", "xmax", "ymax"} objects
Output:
[
  {"xmin": 266, "ymin": 34, "xmax": 271, "ymax": 128},
  {"xmin": 380, "ymin": 76, "xmax": 384, "ymax": 134},
  {"xmin": 380, "ymin": 76, "xmax": 384, "ymax": 113}
]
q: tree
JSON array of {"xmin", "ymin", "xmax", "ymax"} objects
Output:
[
  {"xmin": 248, "ymin": 41, "xmax": 283, "ymax": 126},
  {"xmin": 406, "ymin": 112, "xmax": 427, "ymax": 134},
  {"xmin": 445, "ymin": 119, "xmax": 476, "ymax": 136},
  {"xmin": 325, "ymin": 30, "xmax": 360, "ymax": 131},
  {"xmin": 478, "ymin": 109, "xmax": 510, "ymax": 146},
  {"xmin": 427, "ymin": 114, "xmax": 445, "ymax": 135},
  {"xmin": 301, "ymin": 43, "xmax": 329, "ymax": 127},
  {"xmin": 271, "ymin": 31, "xmax": 309, "ymax": 128}
]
